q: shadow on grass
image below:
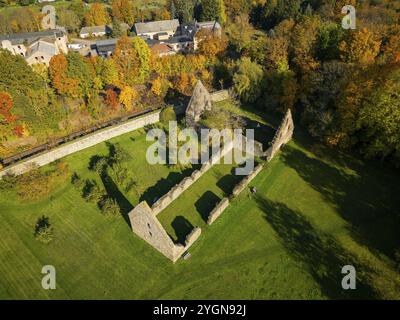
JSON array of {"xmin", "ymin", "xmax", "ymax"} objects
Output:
[
  {"xmin": 255, "ymin": 195, "xmax": 379, "ymax": 299},
  {"xmin": 216, "ymin": 172, "xmax": 243, "ymax": 196},
  {"xmin": 280, "ymin": 144, "xmax": 400, "ymax": 260},
  {"xmin": 195, "ymin": 191, "xmax": 221, "ymax": 223},
  {"xmin": 243, "ymin": 117, "xmax": 276, "ymax": 147},
  {"xmin": 101, "ymin": 172, "xmax": 133, "ymax": 226},
  {"xmin": 140, "ymin": 167, "xmax": 197, "ymax": 206},
  {"xmin": 171, "ymin": 216, "xmax": 194, "ymax": 245}
]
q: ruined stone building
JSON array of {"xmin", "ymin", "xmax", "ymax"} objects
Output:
[
  {"xmin": 186, "ymin": 80, "xmax": 213, "ymax": 127},
  {"xmin": 265, "ymin": 109, "xmax": 294, "ymax": 160},
  {"xmin": 128, "ymin": 202, "xmax": 201, "ymax": 263},
  {"xmin": 128, "ymin": 99, "xmax": 294, "ymax": 263}
]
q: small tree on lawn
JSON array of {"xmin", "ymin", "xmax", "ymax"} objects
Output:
[
  {"xmin": 34, "ymin": 216, "xmax": 54, "ymax": 244},
  {"xmin": 100, "ymin": 197, "xmax": 120, "ymax": 217}
]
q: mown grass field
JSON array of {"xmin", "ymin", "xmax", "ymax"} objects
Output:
[
  {"xmin": 158, "ymin": 160, "xmax": 242, "ymax": 244},
  {"xmin": 0, "ymin": 105, "xmax": 399, "ymax": 300}
]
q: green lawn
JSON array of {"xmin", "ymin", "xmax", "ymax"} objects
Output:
[
  {"xmin": 0, "ymin": 106, "xmax": 399, "ymax": 300},
  {"xmin": 157, "ymin": 160, "xmax": 242, "ymax": 244}
]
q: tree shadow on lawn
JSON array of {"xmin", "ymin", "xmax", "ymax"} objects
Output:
[
  {"xmin": 195, "ymin": 191, "xmax": 221, "ymax": 223},
  {"xmin": 280, "ymin": 143, "xmax": 400, "ymax": 260},
  {"xmin": 140, "ymin": 167, "xmax": 197, "ymax": 206},
  {"xmin": 255, "ymin": 195, "xmax": 379, "ymax": 299},
  {"xmin": 242, "ymin": 117, "xmax": 276, "ymax": 148},
  {"xmin": 216, "ymin": 171, "xmax": 243, "ymax": 196},
  {"xmin": 101, "ymin": 172, "xmax": 133, "ymax": 227},
  {"xmin": 171, "ymin": 216, "xmax": 194, "ymax": 245}
]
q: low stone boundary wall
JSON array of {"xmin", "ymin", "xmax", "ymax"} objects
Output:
[
  {"xmin": 232, "ymin": 164, "xmax": 263, "ymax": 197},
  {"xmin": 211, "ymin": 90, "xmax": 230, "ymax": 102},
  {"xmin": 152, "ymin": 141, "xmax": 234, "ymax": 215},
  {"xmin": 207, "ymin": 198, "xmax": 230, "ymax": 225},
  {"xmin": 0, "ymin": 111, "xmax": 161, "ymax": 179},
  {"xmin": 207, "ymin": 164, "xmax": 264, "ymax": 225}
]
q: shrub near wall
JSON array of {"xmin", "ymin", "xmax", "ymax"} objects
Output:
[{"xmin": 0, "ymin": 163, "xmax": 70, "ymax": 202}]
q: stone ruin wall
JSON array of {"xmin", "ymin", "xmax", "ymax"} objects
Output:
[
  {"xmin": 231, "ymin": 164, "xmax": 264, "ymax": 197},
  {"xmin": 152, "ymin": 140, "xmax": 235, "ymax": 215},
  {"xmin": 207, "ymin": 163, "xmax": 264, "ymax": 225},
  {"xmin": 206, "ymin": 109, "xmax": 295, "ymax": 226},
  {"xmin": 265, "ymin": 109, "xmax": 294, "ymax": 162},
  {"xmin": 129, "ymin": 109, "xmax": 294, "ymax": 262},
  {"xmin": 210, "ymin": 90, "xmax": 230, "ymax": 103},
  {"xmin": 207, "ymin": 198, "xmax": 230, "ymax": 225},
  {"xmin": 0, "ymin": 111, "xmax": 161, "ymax": 179},
  {"xmin": 128, "ymin": 201, "xmax": 202, "ymax": 263}
]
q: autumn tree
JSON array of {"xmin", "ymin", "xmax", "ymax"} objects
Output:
[
  {"xmin": 380, "ymin": 26, "xmax": 400, "ymax": 64},
  {"xmin": 0, "ymin": 91, "xmax": 15, "ymax": 124},
  {"xmin": 113, "ymin": 37, "xmax": 151, "ymax": 86},
  {"xmin": 174, "ymin": 73, "xmax": 197, "ymax": 96},
  {"xmin": 105, "ymin": 89, "xmax": 119, "ymax": 112},
  {"xmin": 197, "ymin": 29, "xmax": 228, "ymax": 59},
  {"xmin": 174, "ymin": 0, "xmax": 195, "ymax": 23},
  {"xmin": 0, "ymin": 91, "xmax": 20, "ymax": 141},
  {"xmin": 200, "ymin": 0, "xmax": 226, "ymax": 25},
  {"xmin": 290, "ymin": 16, "xmax": 321, "ymax": 74},
  {"xmin": 233, "ymin": 57, "xmax": 264, "ymax": 103},
  {"xmin": 84, "ymin": 2, "xmax": 111, "ymax": 27},
  {"xmin": 339, "ymin": 28, "xmax": 381, "ymax": 65},
  {"xmin": 119, "ymin": 86, "xmax": 138, "ymax": 111},
  {"xmin": 151, "ymin": 77, "xmax": 172, "ymax": 99},
  {"xmin": 112, "ymin": 0, "xmax": 135, "ymax": 25},
  {"xmin": 224, "ymin": 0, "xmax": 251, "ymax": 21}
]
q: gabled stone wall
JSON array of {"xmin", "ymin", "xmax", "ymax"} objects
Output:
[
  {"xmin": 265, "ymin": 109, "xmax": 294, "ymax": 161},
  {"xmin": 128, "ymin": 201, "xmax": 202, "ymax": 263},
  {"xmin": 186, "ymin": 80, "xmax": 213, "ymax": 127}
]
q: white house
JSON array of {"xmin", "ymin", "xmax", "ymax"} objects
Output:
[{"xmin": 79, "ymin": 26, "xmax": 111, "ymax": 39}]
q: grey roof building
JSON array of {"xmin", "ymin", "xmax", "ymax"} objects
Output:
[
  {"xmin": 94, "ymin": 38, "xmax": 119, "ymax": 57},
  {"xmin": 0, "ymin": 29, "xmax": 66, "ymax": 45},
  {"xmin": 26, "ymin": 40, "xmax": 57, "ymax": 57},
  {"xmin": 134, "ymin": 19, "xmax": 180, "ymax": 38}
]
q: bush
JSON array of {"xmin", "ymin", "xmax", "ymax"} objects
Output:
[
  {"xmin": 99, "ymin": 197, "xmax": 120, "ymax": 217},
  {"xmin": 34, "ymin": 216, "xmax": 54, "ymax": 244},
  {"xmin": 107, "ymin": 142, "xmax": 130, "ymax": 165},
  {"xmin": 71, "ymin": 172, "xmax": 85, "ymax": 189},
  {"xmin": 160, "ymin": 106, "xmax": 177, "ymax": 124},
  {"xmin": 0, "ymin": 174, "xmax": 17, "ymax": 191},
  {"xmin": 82, "ymin": 180, "xmax": 104, "ymax": 203},
  {"xmin": 89, "ymin": 156, "xmax": 108, "ymax": 174},
  {"xmin": 4, "ymin": 164, "xmax": 70, "ymax": 201}
]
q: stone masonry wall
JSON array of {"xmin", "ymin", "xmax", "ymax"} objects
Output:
[
  {"xmin": 210, "ymin": 90, "xmax": 230, "ymax": 102},
  {"xmin": 0, "ymin": 111, "xmax": 160, "ymax": 179},
  {"xmin": 265, "ymin": 109, "xmax": 294, "ymax": 161},
  {"xmin": 232, "ymin": 164, "xmax": 263, "ymax": 197},
  {"xmin": 152, "ymin": 140, "xmax": 235, "ymax": 215},
  {"xmin": 128, "ymin": 201, "xmax": 202, "ymax": 263},
  {"xmin": 207, "ymin": 164, "xmax": 264, "ymax": 225},
  {"xmin": 207, "ymin": 198, "xmax": 230, "ymax": 225}
]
